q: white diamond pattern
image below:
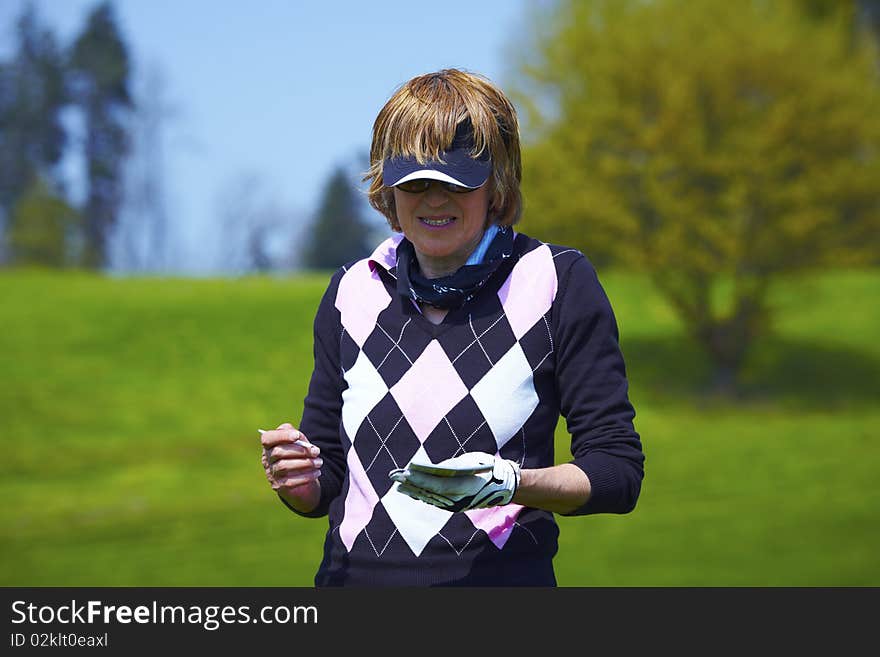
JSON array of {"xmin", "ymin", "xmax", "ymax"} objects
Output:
[
  {"xmin": 378, "ymin": 445, "xmax": 452, "ymax": 557},
  {"xmin": 470, "ymin": 342, "xmax": 539, "ymax": 449},
  {"xmin": 341, "ymin": 350, "xmax": 389, "ymax": 443}
]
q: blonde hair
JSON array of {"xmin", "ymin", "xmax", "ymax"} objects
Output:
[{"xmin": 365, "ymin": 69, "xmax": 522, "ymax": 231}]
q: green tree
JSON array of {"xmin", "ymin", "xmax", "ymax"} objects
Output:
[
  {"xmin": 857, "ymin": 0, "xmax": 880, "ymax": 43},
  {"xmin": 68, "ymin": 1, "xmax": 133, "ymax": 269},
  {"xmin": 6, "ymin": 178, "xmax": 82, "ymax": 267},
  {"xmin": 303, "ymin": 165, "xmax": 372, "ymax": 270},
  {"xmin": 0, "ymin": 2, "xmax": 68, "ymax": 240},
  {"xmin": 515, "ymin": 0, "xmax": 880, "ymax": 391}
]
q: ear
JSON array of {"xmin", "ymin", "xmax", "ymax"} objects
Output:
[{"xmin": 489, "ymin": 190, "xmax": 502, "ymax": 221}]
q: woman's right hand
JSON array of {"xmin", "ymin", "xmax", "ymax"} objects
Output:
[{"xmin": 260, "ymin": 422, "xmax": 322, "ymax": 513}]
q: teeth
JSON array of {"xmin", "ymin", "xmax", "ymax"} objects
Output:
[{"xmin": 421, "ymin": 217, "xmax": 453, "ymax": 226}]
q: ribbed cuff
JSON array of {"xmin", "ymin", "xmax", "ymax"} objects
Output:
[{"xmin": 567, "ymin": 454, "xmax": 620, "ymax": 516}]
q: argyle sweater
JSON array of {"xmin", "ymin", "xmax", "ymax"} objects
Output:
[{"xmin": 287, "ymin": 231, "xmax": 645, "ymax": 586}]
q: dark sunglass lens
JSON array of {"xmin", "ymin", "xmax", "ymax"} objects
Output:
[
  {"xmin": 395, "ymin": 179, "xmax": 476, "ymax": 193},
  {"xmin": 397, "ymin": 180, "xmax": 430, "ymax": 193}
]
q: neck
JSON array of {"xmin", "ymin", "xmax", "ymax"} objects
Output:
[
  {"xmin": 413, "ymin": 222, "xmax": 492, "ymax": 279},
  {"xmin": 415, "ymin": 252, "xmax": 468, "ymax": 279}
]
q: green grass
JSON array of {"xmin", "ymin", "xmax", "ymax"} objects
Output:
[{"xmin": 1, "ymin": 267, "xmax": 878, "ymax": 586}]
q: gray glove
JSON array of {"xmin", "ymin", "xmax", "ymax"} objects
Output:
[{"xmin": 389, "ymin": 452, "xmax": 521, "ymax": 512}]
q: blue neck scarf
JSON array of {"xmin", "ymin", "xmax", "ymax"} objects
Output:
[{"xmin": 395, "ymin": 225, "xmax": 515, "ymax": 310}]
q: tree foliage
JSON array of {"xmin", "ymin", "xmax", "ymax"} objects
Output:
[
  {"xmin": 0, "ymin": 3, "xmax": 68, "ymax": 228},
  {"xmin": 6, "ymin": 178, "xmax": 82, "ymax": 267},
  {"xmin": 303, "ymin": 166, "xmax": 372, "ymax": 270},
  {"xmin": 68, "ymin": 1, "xmax": 133, "ymax": 269},
  {"xmin": 0, "ymin": 1, "xmax": 134, "ymax": 270},
  {"xmin": 514, "ymin": 0, "xmax": 880, "ymax": 388}
]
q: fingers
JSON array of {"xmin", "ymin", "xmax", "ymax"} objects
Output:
[
  {"xmin": 260, "ymin": 427, "xmax": 321, "ymax": 464},
  {"xmin": 390, "ymin": 466, "xmax": 494, "ymax": 512},
  {"xmin": 263, "ymin": 449, "xmax": 322, "ymax": 492},
  {"xmin": 403, "ymin": 470, "xmax": 481, "ymax": 495},
  {"xmin": 266, "ymin": 441, "xmax": 319, "ymax": 465},
  {"xmin": 259, "ymin": 424, "xmax": 323, "ymax": 497},
  {"xmin": 260, "ymin": 427, "xmax": 311, "ymax": 450},
  {"xmin": 396, "ymin": 482, "xmax": 455, "ymax": 508},
  {"xmin": 400, "ymin": 471, "xmax": 445, "ymax": 490},
  {"xmin": 388, "ymin": 469, "xmax": 464, "ymax": 498},
  {"xmin": 273, "ymin": 423, "xmax": 316, "ymax": 449},
  {"xmin": 271, "ymin": 455, "xmax": 323, "ymax": 478},
  {"xmin": 271, "ymin": 467, "xmax": 322, "ymax": 492}
]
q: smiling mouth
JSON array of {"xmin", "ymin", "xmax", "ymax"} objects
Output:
[{"xmin": 419, "ymin": 216, "xmax": 455, "ymax": 227}]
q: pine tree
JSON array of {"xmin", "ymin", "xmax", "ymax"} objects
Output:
[
  {"xmin": 0, "ymin": 2, "xmax": 68, "ymax": 258},
  {"xmin": 303, "ymin": 166, "xmax": 372, "ymax": 270},
  {"xmin": 68, "ymin": 1, "xmax": 133, "ymax": 269}
]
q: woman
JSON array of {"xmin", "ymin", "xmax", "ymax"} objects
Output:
[{"xmin": 261, "ymin": 68, "xmax": 645, "ymax": 586}]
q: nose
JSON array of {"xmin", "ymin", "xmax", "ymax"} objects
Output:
[{"xmin": 423, "ymin": 181, "xmax": 450, "ymax": 207}]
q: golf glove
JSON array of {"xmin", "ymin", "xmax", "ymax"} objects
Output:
[{"xmin": 390, "ymin": 452, "xmax": 521, "ymax": 512}]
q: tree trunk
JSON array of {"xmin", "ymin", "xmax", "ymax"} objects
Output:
[{"xmin": 694, "ymin": 295, "xmax": 767, "ymax": 398}]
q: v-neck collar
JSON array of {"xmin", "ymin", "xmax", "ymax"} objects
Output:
[
  {"xmin": 398, "ymin": 286, "xmax": 458, "ymax": 338},
  {"xmin": 368, "ymin": 231, "xmax": 526, "ymax": 339}
]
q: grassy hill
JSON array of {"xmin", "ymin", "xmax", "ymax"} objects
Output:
[{"xmin": 1, "ymin": 267, "xmax": 878, "ymax": 585}]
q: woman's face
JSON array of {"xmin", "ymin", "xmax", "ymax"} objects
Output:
[{"xmin": 393, "ymin": 180, "xmax": 494, "ymax": 276}]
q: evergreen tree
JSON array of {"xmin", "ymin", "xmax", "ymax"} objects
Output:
[
  {"xmin": 68, "ymin": 1, "xmax": 133, "ymax": 269},
  {"xmin": 303, "ymin": 166, "xmax": 372, "ymax": 270},
  {"xmin": 0, "ymin": 2, "xmax": 68, "ymax": 257}
]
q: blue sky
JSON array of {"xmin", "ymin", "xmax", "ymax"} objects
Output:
[{"xmin": 1, "ymin": 0, "xmax": 531, "ymax": 273}]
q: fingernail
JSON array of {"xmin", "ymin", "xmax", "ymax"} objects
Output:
[
  {"xmin": 313, "ymin": 458, "xmax": 323, "ymax": 467},
  {"xmin": 309, "ymin": 446, "xmax": 320, "ymax": 456}
]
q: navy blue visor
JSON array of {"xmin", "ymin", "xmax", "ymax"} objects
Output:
[{"xmin": 382, "ymin": 124, "xmax": 492, "ymax": 189}]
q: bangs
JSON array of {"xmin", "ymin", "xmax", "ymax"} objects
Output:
[{"xmin": 375, "ymin": 74, "xmax": 500, "ymax": 165}]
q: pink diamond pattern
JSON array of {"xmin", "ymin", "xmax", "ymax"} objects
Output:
[
  {"xmin": 389, "ymin": 340, "xmax": 468, "ymax": 442},
  {"xmin": 466, "ymin": 504, "xmax": 525, "ymax": 549},
  {"xmin": 339, "ymin": 447, "xmax": 380, "ymax": 551},
  {"xmin": 497, "ymin": 244, "xmax": 557, "ymax": 339},
  {"xmin": 336, "ymin": 259, "xmax": 392, "ymax": 347}
]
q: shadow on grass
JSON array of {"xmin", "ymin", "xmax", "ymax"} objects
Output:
[{"xmin": 622, "ymin": 335, "xmax": 880, "ymax": 410}]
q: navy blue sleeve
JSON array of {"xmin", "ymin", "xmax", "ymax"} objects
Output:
[
  {"xmin": 552, "ymin": 254, "xmax": 645, "ymax": 516},
  {"xmin": 279, "ymin": 269, "xmax": 348, "ymax": 518}
]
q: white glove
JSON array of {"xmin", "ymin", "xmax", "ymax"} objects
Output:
[{"xmin": 389, "ymin": 452, "xmax": 521, "ymax": 512}]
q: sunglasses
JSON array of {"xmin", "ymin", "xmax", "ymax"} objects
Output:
[{"xmin": 395, "ymin": 179, "xmax": 479, "ymax": 194}]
